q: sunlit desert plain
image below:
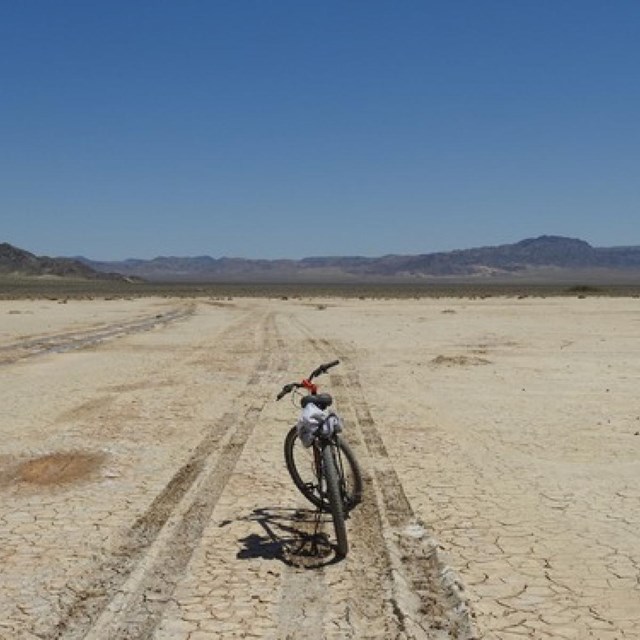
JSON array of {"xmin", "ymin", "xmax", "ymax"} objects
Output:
[{"xmin": 1, "ymin": 294, "xmax": 639, "ymax": 639}]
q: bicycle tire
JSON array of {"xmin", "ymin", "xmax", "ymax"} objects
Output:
[
  {"xmin": 284, "ymin": 426, "xmax": 363, "ymax": 511},
  {"xmin": 322, "ymin": 442, "xmax": 348, "ymax": 557}
]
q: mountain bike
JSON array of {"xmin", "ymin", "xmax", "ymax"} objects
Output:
[{"xmin": 276, "ymin": 360, "xmax": 363, "ymax": 557}]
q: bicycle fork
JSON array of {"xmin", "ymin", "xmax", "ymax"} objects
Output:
[{"xmin": 314, "ymin": 440, "xmax": 350, "ymax": 517}]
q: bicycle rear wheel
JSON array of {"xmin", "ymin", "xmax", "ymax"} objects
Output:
[
  {"xmin": 284, "ymin": 426, "xmax": 363, "ymax": 512},
  {"xmin": 322, "ymin": 442, "xmax": 348, "ymax": 557}
]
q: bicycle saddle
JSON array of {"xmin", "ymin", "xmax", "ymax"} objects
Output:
[{"xmin": 301, "ymin": 393, "xmax": 333, "ymax": 410}]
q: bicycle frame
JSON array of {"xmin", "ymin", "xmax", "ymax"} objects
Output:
[{"xmin": 278, "ymin": 360, "xmax": 363, "ymax": 556}]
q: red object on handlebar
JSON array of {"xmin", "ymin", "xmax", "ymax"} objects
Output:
[
  {"xmin": 277, "ymin": 361, "xmax": 339, "ymax": 401},
  {"xmin": 301, "ymin": 379, "xmax": 318, "ymax": 393}
]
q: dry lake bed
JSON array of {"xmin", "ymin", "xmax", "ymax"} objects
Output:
[{"xmin": 1, "ymin": 295, "xmax": 639, "ymax": 639}]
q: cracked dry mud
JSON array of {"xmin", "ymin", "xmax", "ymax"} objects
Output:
[{"xmin": 1, "ymin": 296, "xmax": 639, "ymax": 639}]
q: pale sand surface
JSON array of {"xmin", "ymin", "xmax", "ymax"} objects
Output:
[
  {"xmin": 0, "ymin": 298, "xmax": 177, "ymax": 343},
  {"xmin": 0, "ymin": 296, "xmax": 638, "ymax": 639}
]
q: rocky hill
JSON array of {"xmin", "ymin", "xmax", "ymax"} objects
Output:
[
  {"xmin": 0, "ymin": 243, "xmax": 130, "ymax": 280},
  {"xmin": 80, "ymin": 236, "xmax": 640, "ymax": 281},
  {"xmin": 332, "ymin": 236, "xmax": 640, "ymax": 277}
]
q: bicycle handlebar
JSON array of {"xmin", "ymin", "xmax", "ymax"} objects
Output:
[
  {"xmin": 276, "ymin": 382, "xmax": 301, "ymax": 401},
  {"xmin": 276, "ymin": 359, "xmax": 340, "ymax": 400},
  {"xmin": 310, "ymin": 359, "xmax": 340, "ymax": 380}
]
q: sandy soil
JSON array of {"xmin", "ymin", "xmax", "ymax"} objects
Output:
[{"xmin": 1, "ymin": 296, "xmax": 638, "ymax": 639}]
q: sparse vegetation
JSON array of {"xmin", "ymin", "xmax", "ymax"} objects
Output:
[
  {"xmin": 565, "ymin": 285, "xmax": 603, "ymax": 295},
  {"xmin": 1, "ymin": 276, "xmax": 640, "ymax": 300}
]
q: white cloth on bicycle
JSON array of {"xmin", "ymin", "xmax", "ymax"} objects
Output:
[{"xmin": 296, "ymin": 402, "xmax": 326, "ymax": 447}]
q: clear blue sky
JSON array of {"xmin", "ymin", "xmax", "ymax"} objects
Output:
[{"xmin": 1, "ymin": 1, "xmax": 639, "ymax": 259}]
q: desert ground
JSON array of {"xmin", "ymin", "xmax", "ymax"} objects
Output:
[{"xmin": 1, "ymin": 295, "xmax": 638, "ymax": 639}]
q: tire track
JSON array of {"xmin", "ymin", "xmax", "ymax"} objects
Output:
[
  {"xmin": 280, "ymin": 316, "xmax": 404, "ymax": 638},
  {"xmin": 276, "ymin": 509, "xmax": 330, "ymax": 640},
  {"xmin": 0, "ymin": 304, "xmax": 195, "ymax": 365},
  {"xmin": 290, "ymin": 317, "xmax": 478, "ymax": 638},
  {"xmin": 326, "ymin": 337, "xmax": 478, "ymax": 639},
  {"xmin": 47, "ymin": 311, "xmax": 282, "ymax": 639},
  {"xmin": 272, "ymin": 314, "xmax": 332, "ymax": 640}
]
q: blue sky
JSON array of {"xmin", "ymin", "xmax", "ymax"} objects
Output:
[{"xmin": 1, "ymin": 1, "xmax": 639, "ymax": 259}]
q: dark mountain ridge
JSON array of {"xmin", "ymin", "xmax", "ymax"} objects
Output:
[
  {"xmin": 78, "ymin": 235, "xmax": 640, "ymax": 282},
  {"xmin": 0, "ymin": 243, "xmax": 131, "ymax": 281}
]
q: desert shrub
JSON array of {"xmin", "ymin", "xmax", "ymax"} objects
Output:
[{"xmin": 565, "ymin": 285, "xmax": 602, "ymax": 294}]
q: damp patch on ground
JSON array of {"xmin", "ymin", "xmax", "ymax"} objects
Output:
[{"xmin": 0, "ymin": 451, "xmax": 108, "ymax": 487}]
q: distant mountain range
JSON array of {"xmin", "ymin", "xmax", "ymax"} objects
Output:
[
  {"xmin": 3, "ymin": 236, "xmax": 640, "ymax": 283},
  {"xmin": 79, "ymin": 235, "xmax": 640, "ymax": 282}
]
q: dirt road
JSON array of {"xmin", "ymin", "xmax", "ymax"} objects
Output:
[{"xmin": 1, "ymin": 296, "xmax": 638, "ymax": 638}]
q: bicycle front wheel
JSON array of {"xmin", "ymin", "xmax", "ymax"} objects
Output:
[
  {"xmin": 284, "ymin": 426, "xmax": 363, "ymax": 512},
  {"xmin": 322, "ymin": 442, "xmax": 348, "ymax": 557}
]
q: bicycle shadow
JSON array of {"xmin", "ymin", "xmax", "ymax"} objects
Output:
[{"xmin": 236, "ymin": 506, "xmax": 343, "ymax": 568}]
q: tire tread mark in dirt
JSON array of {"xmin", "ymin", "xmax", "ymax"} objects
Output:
[
  {"xmin": 277, "ymin": 508, "xmax": 330, "ymax": 640},
  {"xmin": 296, "ymin": 324, "xmax": 477, "ymax": 638},
  {"xmin": 91, "ymin": 313, "xmax": 286, "ymax": 640},
  {"xmin": 327, "ymin": 336, "xmax": 478, "ymax": 639},
  {"xmin": 47, "ymin": 312, "xmax": 281, "ymax": 639},
  {"xmin": 283, "ymin": 316, "xmax": 405, "ymax": 638},
  {"xmin": 0, "ymin": 304, "xmax": 196, "ymax": 365},
  {"xmin": 88, "ymin": 403, "xmax": 267, "ymax": 639},
  {"xmin": 272, "ymin": 315, "xmax": 331, "ymax": 640},
  {"xmin": 315, "ymin": 363, "xmax": 409, "ymax": 636}
]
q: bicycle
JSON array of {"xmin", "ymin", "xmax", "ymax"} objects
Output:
[{"xmin": 276, "ymin": 359, "xmax": 363, "ymax": 557}]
